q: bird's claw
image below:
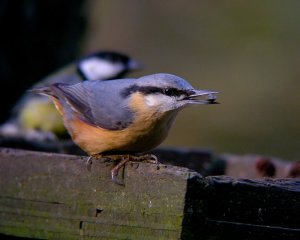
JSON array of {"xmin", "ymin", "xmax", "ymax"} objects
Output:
[
  {"xmin": 86, "ymin": 155, "xmax": 93, "ymax": 172},
  {"xmin": 137, "ymin": 154, "xmax": 159, "ymax": 164},
  {"xmin": 87, "ymin": 153, "xmax": 159, "ymax": 185},
  {"xmin": 86, "ymin": 153, "xmax": 104, "ymax": 171},
  {"xmin": 110, "ymin": 156, "xmax": 130, "ymax": 186}
]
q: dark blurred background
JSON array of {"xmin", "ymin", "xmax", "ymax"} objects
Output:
[{"xmin": 1, "ymin": 0, "xmax": 299, "ymax": 160}]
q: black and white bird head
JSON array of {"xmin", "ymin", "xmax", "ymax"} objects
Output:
[{"xmin": 76, "ymin": 51, "xmax": 143, "ymax": 81}]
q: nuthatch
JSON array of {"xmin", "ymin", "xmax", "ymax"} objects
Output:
[
  {"xmin": 0, "ymin": 51, "xmax": 142, "ymax": 140},
  {"xmin": 32, "ymin": 73, "xmax": 218, "ymax": 183}
]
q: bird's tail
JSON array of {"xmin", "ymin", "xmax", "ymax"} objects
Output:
[{"xmin": 28, "ymin": 86, "xmax": 55, "ymax": 97}]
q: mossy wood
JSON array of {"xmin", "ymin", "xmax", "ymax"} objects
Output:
[
  {"xmin": 0, "ymin": 148, "xmax": 196, "ymax": 239},
  {"xmin": 0, "ymin": 148, "xmax": 299, "ymax": 240}
]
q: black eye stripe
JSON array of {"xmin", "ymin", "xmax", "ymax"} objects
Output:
[
  {"xmin": 121, "ymin": 85, "xmax": 192, "ymax": 97},
  {"xmin": 163, "ymin": 88, "xmax": 188, "ymax": 96}
]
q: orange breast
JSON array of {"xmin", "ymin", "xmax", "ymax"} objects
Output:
[{"xmin": 50, "ymin": 92, "xmax": 178, "ymax": 155}]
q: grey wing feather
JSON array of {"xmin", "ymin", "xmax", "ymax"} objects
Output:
[{"xmin": 57, "ymin": 80, "xmax": 134, "ymax": 130}]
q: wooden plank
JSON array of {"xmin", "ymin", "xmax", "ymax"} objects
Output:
[
  {"xmin": 0, "ymin": 147, "xmax": 197, "ymax": 239},
  {"xmin": 0, "ymin": 147, "xmax": 300, "ymax": 239},
  {"xmin": 181, "ymin": 176, "xmax": 300, "ymax": 239}
]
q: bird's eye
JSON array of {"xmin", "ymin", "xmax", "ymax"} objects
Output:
[{"xmin": 163, "ymin": 88, "xmax": 175, "ymax": 96}]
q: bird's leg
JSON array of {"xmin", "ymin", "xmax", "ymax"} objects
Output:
[
  {"xmin": 86, "ymin": 155, "xmax": 93, "ymax": 171},
  {"xmin": 86, "ymin": 153, "xmax": 103, "ymax": 171},
  {"xmin": 127, "ymin": 153, "xmax": 160, "ymax": 172},
  {"xmin": 111, "ymin": 155, "xmax": 131, "ymax": 186},
  {"xmin": 128, "ymin": 153, "xmax": 160, "ymax": 165},
  {"xmin": 87, "ymin": 153, "xmax": 160, "ymax": 185},
  {"xmin": 110, "ymin": 154, "xmax": 159, "ymax": 185}
]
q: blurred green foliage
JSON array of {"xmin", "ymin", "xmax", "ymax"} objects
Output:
[{"xmin": 82, "ymin": 0, "xmax": 300, "ymax": 160}]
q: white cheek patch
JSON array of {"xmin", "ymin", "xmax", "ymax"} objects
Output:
[
  {"xmin": 144, "ymin": 94, "xmax": 177, "ymax": 112},
  {"xmin": 79, "ymin": 57, "xmax": 124, "ymax": 80},
  {"xmin": 145, "ymin": 95, "xmax": 160, "ymax": 107}
]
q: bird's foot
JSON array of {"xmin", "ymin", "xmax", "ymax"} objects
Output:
[
  {"xmin": 86, "ymin": 153, "xmax": 104, "ymax": 171},
  {"xmin": 87, "ymin": 153, "xmax": 159, "ymax": 185},
  {"xmin": 110, "ymin": 153, "xmax": 160, "ymax": 185},
  {"xmin": 131, "ymin": 153, "xmax": 159, "ymax": 164},
  {"xmin": 86, "ymin": 155, "xmax": 93, "ymax": 172},
  {"xmin": 110, "ymin": 155, "xmax": 131, "ymax": 186}
]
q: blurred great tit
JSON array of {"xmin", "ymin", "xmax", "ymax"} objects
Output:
[{"xmin": 0, "ymin": 51, "xmax": 143, "ymax": 140}]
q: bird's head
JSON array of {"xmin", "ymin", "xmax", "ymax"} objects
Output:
[
  {"xmin": 76, "ymin": 51, "xmax": 143, "ymax": 81},
  {"xmin": 121, "ymin": 73, "xmax": 218, "ymax": 114}
]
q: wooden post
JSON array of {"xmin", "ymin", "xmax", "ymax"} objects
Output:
[
  {"xmin": 0, "ymin": 148, "xmax": 196, "ymax": 239},
  {"xmin": 0, "ymin": 147, "xmax": 299, "ymax": 239}
]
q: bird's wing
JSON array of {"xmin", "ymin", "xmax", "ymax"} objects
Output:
[{"xmin": 54, "ymin": 80, "xmax": 134, "ymax": 130}]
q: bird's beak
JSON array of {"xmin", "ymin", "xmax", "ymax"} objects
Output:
[
  {"xmin": 128, "ymin": 59, "xmax": 144, "ymax": 71},
  {"xmin": 184, "ymin": 90, "xmax": 219, "ymax": 104}
]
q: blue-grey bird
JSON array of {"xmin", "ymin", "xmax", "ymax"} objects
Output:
[
  {"xmin": 32, "ymin": 73, "xmax": 218, "ymax": 182},
  {"xmin": 0, "ymin": 51, "xmax": 142, "ymax": 140}
]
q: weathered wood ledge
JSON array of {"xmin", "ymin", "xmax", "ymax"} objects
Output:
[{"xmin": 0, "ymin": 147, "xmax": 299, "ymax": 239}]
